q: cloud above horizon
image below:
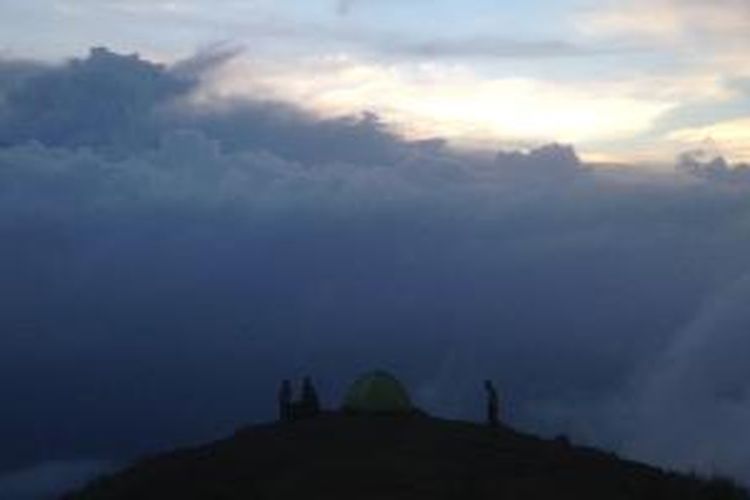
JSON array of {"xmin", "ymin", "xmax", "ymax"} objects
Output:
[
  {"xmin": 1, "ymin": 48, "xmax": 750, "ymax": 496},
  {"xmin": 206, "ymin": 54, "xmax": 688, "ymax": 152},
  {"xmin": 2, "ymin": 1, "xmax": 750, "ymax": 163},
  {"xmin": 0, "ymin": 460, "xmax": 114, "ymax": 500},
  {"xmin": 578, "ymin": 0, "xmax": 750, "ymax": 44}
]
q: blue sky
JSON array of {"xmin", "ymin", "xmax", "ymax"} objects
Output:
[{"xmin": 1, "ymin": 0, "xmax": 750, "ymax": 163}]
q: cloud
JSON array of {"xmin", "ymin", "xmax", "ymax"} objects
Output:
[
  {"xmin": 2, "ymin": 48, "xmax": 750, "ymax": 493},
  {"xmin": 0, "ymin": 47, "xmax": 191, "ymax": 153},
  {"xmin": 577, "ymin": 0, "xmax": 750, "ymax": 47},
  {"xmin": 209, "ymin": 55, "xmax": 678, "ymax": 147},
  {"xmin": 376, "ymin": 36, "xmax": 625, "ymax": 60},
  {"xmin": 336, "ymin": 0, "xmax": 358, "ymax": 16},
  {"xmin": 335, "ymin": 0, "xmax": 405, "ymax": 16},
  {"xmin": 669, "ymin": 118, "xmax": 750, "ymax": 163},
  {"xmin": 562, "ymin": 1, "xmax": 750, "ymax": 164},
  {"xmin": 170, "ymin": 42, "xmax": 244, "ymax": 81},
  {"xmin": 0, "ymin": 460, "xmax": 114, "ymax": 500},
  {"xmin": 0, "ymin": 47, "xmax": 421, "ymax": 165},
  {"xmin": 624, "ymin": 273, "xmax": 750, "ymax": 480},
  {"xmin": 675, "ymin": 150, "xmax": 750, "ymax": 184},
  {"xmin": 0, "ymin": 59, "xmax": 47, "ymax": 99}
]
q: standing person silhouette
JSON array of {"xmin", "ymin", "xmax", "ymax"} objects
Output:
[
  {"xmin": 484, "ymin": 380, "xmax": 499, "ymax": 427},
  {"xmin": 278, "ymin": 379, "xmax": 292, "ymax": 422},
  {"xmin": 301, "ymin": 376, "xmax": 320, "ymax": 417}
]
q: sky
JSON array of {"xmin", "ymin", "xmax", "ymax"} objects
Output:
[
  {"xmin": 1, "ymin": 2, "xmax": 750, "ymax": 499},
  {"xmin": 1, "ymin": 0, "xmax": 750, "ymax": 164}
]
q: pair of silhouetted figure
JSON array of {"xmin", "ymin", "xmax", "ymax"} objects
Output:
[
  {"xmin": 278, "ymin": 377, "xmax": 320, "ymax": 421},
  {"xmin": 484, "ymin": 380, "xmax": 500, "ymax": 427}
]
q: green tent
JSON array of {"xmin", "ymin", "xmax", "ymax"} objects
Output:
[{"xmin": 342, "ymin": 371, "xmax": 413, "ymax": 413}]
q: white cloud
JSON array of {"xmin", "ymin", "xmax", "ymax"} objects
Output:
[
  {"xmin": 206, "ymin": 55, "xmax": 697, "ymax": 148},
  {"xmin": 577, "ymin": 0, "xmax": 750, "ymax": 45},
  {"xmin": 668, "ymin": 118, "xmax": 750, "ymax": 163}
]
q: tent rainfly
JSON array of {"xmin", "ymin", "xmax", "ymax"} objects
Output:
[{"xmin": 342, "ymin": 371, "xmax": 413, "ymax": 414}]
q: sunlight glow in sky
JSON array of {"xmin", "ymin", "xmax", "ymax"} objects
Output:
[{"xmin": 2, "ymin": 0, "xmax": 750, "ymax": 163}]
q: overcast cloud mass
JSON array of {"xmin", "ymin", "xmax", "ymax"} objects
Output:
[{"xmin": 1, "ymin": 48, "xmax": 750, "ymax": 497}]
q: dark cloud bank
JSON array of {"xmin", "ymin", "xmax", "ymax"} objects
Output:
[{"xmin": 1, "ymin": 48, "xmax": 750, "ymax": 496}]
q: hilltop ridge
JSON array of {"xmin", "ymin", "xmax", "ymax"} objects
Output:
[{"xmin": 64, "ymin": 413, "xmax": 747, "ymax": 500}]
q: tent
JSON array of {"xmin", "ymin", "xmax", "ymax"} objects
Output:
[{"xmin": 342, "ymin": 371, "xmax": 413, "ymax": 414}]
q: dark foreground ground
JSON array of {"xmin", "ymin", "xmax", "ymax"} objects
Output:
[{"xmin": 64, "ymin": 413, "xmax": 747, "ymax": 500}]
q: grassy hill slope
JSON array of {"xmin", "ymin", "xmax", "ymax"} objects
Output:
[{"xmin": 64, "ymin": 413, "xmax": 748, "ymax": 500}]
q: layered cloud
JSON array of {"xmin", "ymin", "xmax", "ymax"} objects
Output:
[
  {"xmin": 207, "ymin": 55, "xmax": 684, "ymax": 149},
  {"xmin": 669, "ymin": 118, "xmax": 750, "ymax": 163},
  {"xmin": 574, "ymin": 0, "xmax": 750, "ymax": 162},
  {"xmin": 4, "ymin": 1, "xmax": 748, "ymax": 163},
  {"xmin": 1, "ymin": 48, "xmax": 750, "ymax": 495},
  {"xmin": 577, "ymin": 0, "xmax": 750, "ymax": 45}
]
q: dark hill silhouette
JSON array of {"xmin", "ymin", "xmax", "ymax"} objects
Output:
[{"xmin": 64, "ymin": 413, "xmax": 747, "ymax": 500}]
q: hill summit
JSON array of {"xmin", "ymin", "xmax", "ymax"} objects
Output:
[{"xmin": 64, "ymin": 412, "xmax": 747, "ymax": 500}]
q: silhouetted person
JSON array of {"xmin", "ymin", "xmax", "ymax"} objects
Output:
[
  {"xmin": 301, "ymin": 376, "xmax": 320, "ymax": 417},
  {"xmin": 484, "ymin": 380, "xmax": 499, "ymax": 427},
  {"xmin": 278, "ymin": 379, "xmax": 292, "ymax": 422}
]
